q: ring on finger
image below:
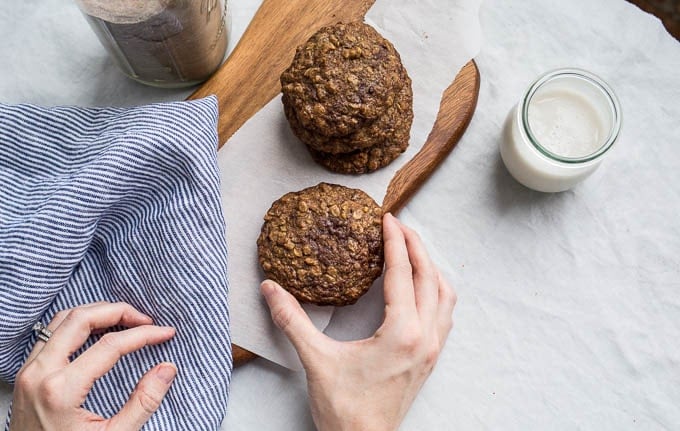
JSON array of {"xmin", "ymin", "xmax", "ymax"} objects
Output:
[{"xmin": 32, "ymin": 322, "xmax": 53, "ymax": 343}]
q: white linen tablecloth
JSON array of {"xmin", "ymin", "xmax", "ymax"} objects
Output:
[{"xmin": 2, "ymin": 0, "xmax": 679, "ymax": 430}]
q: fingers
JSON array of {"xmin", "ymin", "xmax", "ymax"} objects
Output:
[
  {"xmin": 109, "ymin": 363, "xmax": 177, "ymax": 430},
  {"xmin": 436, "ymin": 271, "xmax": 457, "ymax": 347},
  {"xmin": 39, "ymin": 302, "xmax": 153, "ymax": 364},
  {"xmin": 24, "ymin": 301, "xmax": 122, "ymax": 365},
  {"xmin": 15, "ymin": 301, "xmax": 176, "ymax": 431},
  {"xmin": 383, "ymin": 215, "xmax": 456, "ymax": 348},
  {"xmin": 261, "ymin": 280, "xmax": 327, "ymax": 363},
  {"xmin": 382, "ymin": 213, "xmax": 416, "ymax": 315},
  {"xmin": 66, "ymin": 325, "xmax": 175, "ymax": 399},
  {"xmin": 399, "ymin": 220, "xmax": 439, "ymax": 323}
]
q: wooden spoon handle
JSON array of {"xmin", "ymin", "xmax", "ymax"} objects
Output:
[
  {"xmin": 382, "ymin": 60, "xmax": 480, "ymax": 214},
  {"xmin": 189, "ymin": 0, "xmax": 376, "ymax": 146}
]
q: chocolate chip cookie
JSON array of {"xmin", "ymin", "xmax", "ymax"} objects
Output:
[
  {"xmin": 281, "ymin": 21, "xmax": 405, "ymax": 139},
  {"xmin": 257, "ymin": 183, "xmax": 384, "ymax": 306},
  {"xmin": 284, "ymin": 70, "xmax": 413, "ymax": 156},
  {"xmin": 281, "ymin": 21, "xmax": 413, "ymax": 173},
  {"xmin": 290, "ymin": 79, "xmax": 412, "ymax": 173}
]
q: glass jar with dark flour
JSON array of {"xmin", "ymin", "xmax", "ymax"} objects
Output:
[{"xmin": 76, "ymin": 0, "xmax": 229, "ymax": 88}]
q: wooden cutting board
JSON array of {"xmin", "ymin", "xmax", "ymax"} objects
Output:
[{"xmin": 188, "ymin": 0, "xmax": 480, "ymax": 366}]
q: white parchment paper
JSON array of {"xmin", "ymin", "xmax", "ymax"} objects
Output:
[
  {"xmin": 217, "ymin": 0, "xmax": 482, "ymax": 369},
  {"xmin": 4, "ymin": 0, "xmax": 680, "ymax": 430}
]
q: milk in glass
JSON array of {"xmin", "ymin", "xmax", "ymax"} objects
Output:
[{"xmin": 501, "ymin": 69, "xmax": 621, "ymax": 192}]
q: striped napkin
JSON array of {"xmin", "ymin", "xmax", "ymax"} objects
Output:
[{"xmin": 0, "ymin": 97, "xmax": 231, "ymax": 430}]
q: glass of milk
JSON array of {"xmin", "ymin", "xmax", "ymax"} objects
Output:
[{"xmin": 501, "ymin": 68, "xmax": 622, "ymax": 192}]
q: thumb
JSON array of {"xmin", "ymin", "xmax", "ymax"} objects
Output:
[
  {"xmin": 261, "ymin": 280, "xmax": 325, "ymax": 361},
  {"xmin": 109, "ymin": 363, "xmax": 177, "ymax": 430}
]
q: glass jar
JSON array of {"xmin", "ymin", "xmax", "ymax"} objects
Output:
[
  {"xmin": 76, "ymin": 0, "xmax": 229, "ymax": 88},
  {"xmin": 501, "ymin": 69, "xmax": 622, "ymax": 192}
]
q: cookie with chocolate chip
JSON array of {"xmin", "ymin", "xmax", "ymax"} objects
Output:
[
  {"xmin": 257, "ymin": 183, "xmax": 384, "ymax": 306},
  {"xmin": 287, "ymin": 78, "xmax": 412, "ymax": 173},
  {"xmin": 284, "ymin": 69, "xmax": 413, "ymax": 158},
  {"xmin": 304, "ymin": 137, "xmax": 408, "ymax": 175},
  {"xmin": 280, "ymin": 21, "xmax": 405, "ymax": 139}
]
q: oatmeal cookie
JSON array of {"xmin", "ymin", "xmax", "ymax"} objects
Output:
[
  {"xmin": 305, "ymin": 137, "xmax": 408, "ymax": 175},
  {"xmin": 280, "ymin": 21, "xmax": 405, "ymax": 138},
  {"xmin": 257, "ymin": 183, "xmax": 384, "ymax": 306},
  {"xmin": 284, "ymin": 70, "xmax": 413, "ymax": 155}
]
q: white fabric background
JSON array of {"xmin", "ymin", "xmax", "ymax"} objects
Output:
[{"xmin": 1, "ymin": 0, "xmax": 679, "ymax": 430}]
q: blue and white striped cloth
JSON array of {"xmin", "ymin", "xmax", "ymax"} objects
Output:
[{"xmin": 0, "ymin": 97, "xmax": 231, "ymax": 430}]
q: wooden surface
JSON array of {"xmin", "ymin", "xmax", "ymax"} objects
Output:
[
  {"xmin": 188, "ymin": 0, "xmax": 480, "ymax": 367},
  {"xmin": 625, "ymin": 0, "xmax": 680, "ymax": 40}
]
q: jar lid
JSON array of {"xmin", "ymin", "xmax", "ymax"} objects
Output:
[{"xmin": 75, "ymin": 0, "xmax": 171, "ymax": 24}]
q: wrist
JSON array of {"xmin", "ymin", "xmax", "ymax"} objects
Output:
[{"xmin": 315, "ymin": 415, "xmax": 397, "ymax": 431}]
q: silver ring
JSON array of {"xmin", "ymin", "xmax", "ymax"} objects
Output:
[{"xmin": 32, "ymin": 322, "xmax": 53, "ymax": 343}]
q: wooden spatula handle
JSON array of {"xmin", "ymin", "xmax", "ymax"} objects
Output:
[
  {"xmin": 382, "ymin": 61, "xmax": 480, "ymax": 214},
  {"xmin": 189, "ymin": 0, "xmax": 376, "ymax": 146}
]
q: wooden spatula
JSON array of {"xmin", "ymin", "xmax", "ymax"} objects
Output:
[{"xmin": 382, "ymin": 61, "xmax": 480, "ymax": 214}]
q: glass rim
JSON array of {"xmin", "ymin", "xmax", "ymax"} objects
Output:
[{"xmin": 520, "ymin": 68, "xmax": 622, "ymax": 164}]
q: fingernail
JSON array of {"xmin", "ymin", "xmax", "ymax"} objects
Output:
[
  {"xmin": 386, "ymin": 212, "xmax": 400, "ymax": 225},
  {"xmin": 260, "ymin": 280, "xmax": 278, "ymax": 300},
  {"xmin": 156, "ymin": 363, "xmax": 177, "ymax": 384}
]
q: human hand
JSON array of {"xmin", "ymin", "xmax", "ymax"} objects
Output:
[
  {"xmin": 10, "ymin": 302, "xmax": 177, "ymax": 431},
  {"xmin": 261, "ymin": 213, "xmax": 457, "ymax": 431}
]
